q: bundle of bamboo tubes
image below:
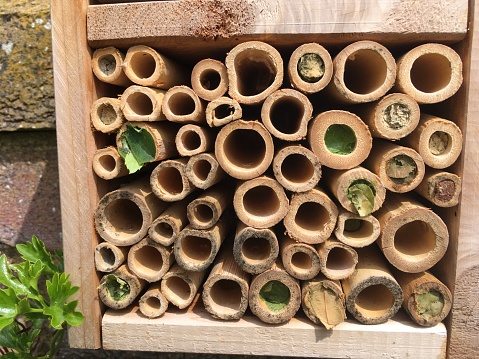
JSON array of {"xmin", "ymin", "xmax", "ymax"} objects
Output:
[{"xmin": 91, "ymin": 40, "xmax": 461, "ymax": 328}]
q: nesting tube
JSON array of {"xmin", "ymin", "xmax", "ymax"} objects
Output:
[
  {"xmin": 191, "ymin": 59, "xmax": 228, "ymax": 101},
  {"xmin": 150, "ymin": 158, "xmax": 197, "ymax": 202},
  {"xmin": 308, "ymin": 110, "xmax": 372, "ymax": 170},
  {"xmin": 205, "ymin": 97, "xmax": 243, "ymax": 128},
  {"xmin": 139, "ymin": 282, "xmax": 169, "ymax": 319},
  {"xmin": 90, "ymin": 97, "xmax": 125, "ymax": 133},
  {"xmin": 288, "ymin": 43, "xmax": 333, "ymax": 94},
  {"xmin": 120, "ymin": 85, "xmax": 166, "ymax": 122},
  {"xmin": 94, "ymin": 242, "xmax": 128, "ymax": 273},
  {"xmin": 148, "ymin": 197, "xmax": 190, "ymax": 246},
  {"xmin": 225, "ymin": 41, "xmax": 283, "ymax": 105},
  {"xmin": 92, "ymin": 146, "xmax": 129, "ymax": 180},
  {"xmin": 414, "ymin": 168, "xmax": 462, "ymax": 207},
  {"xmin": 260, "ymin": 89, "xmax": 313, "ymax": 141},
  {"xmin": 279, "ymin": 233, "xmax": 321, "ymax": 281},
  {"xmin": 175, "ymin": 124, "xmax": 215, "ymax": 157},
  {"xmin": 318, "ymin": 238, "xmax": 358, "ymax": 280},
  {"xmin": 396, "ymin": 43, "xmax": 463, "ymax": 104},
  {"xmin": 185, "ymin": 152, "xmax": 226, "ymax": 190},
  {"xmin": 334, "ymin": 209, "xmax": 380, "ymax": 248},
  {"xmin": 91, "ymin": 47, "xmax": 132, "ymax": 86},
  {"xmin": 162, "ymin": 86, "xmax": 206, "ymax": 124}
]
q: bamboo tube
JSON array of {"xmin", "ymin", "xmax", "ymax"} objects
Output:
[
  {"xmin": 396, "ymin": 43, "xmax": 463, "ymax": 104},
  {"xmin": 233, "ymin": 222, "xmax": 279, "ymax": 275},
  {"xmin": 175, "ymin": 124, "xmax": 215, "ymax": 157},
  {"xmin": 162, "ymin": 85, "xmax": 206, "ymax": 124},
  {"xmin": 161, "ymin": 263, "xmax": 207, "ymax": 309},
  {"xmin": 308, "ymin": 110, "xmax": 372, "ymax": 170},
  {"xmin": 301, "ymin": 274, "xmax": 346, "ymax": 329},
  {"xmin": 139, "ymin": 282, "xmax": 169, "ymax": 319},
  {"xmin": 91, "ymin": 47, "xmax": 132, "ymax": 86},
  {"xmin": 288, "ymin": 43, "xmax": 333, "ymax": 94},
  {"xmin": 92, "ymin": 146, "xmax": 129, "ymax": 180},
  {"xmin": 260, "ymin": 89, "xmax": 313, "ymax": 141},
  {"xmin": 205, "ymin": 97, "xmax": 243, "ymax": 127},
  {"xmin": 375, "ymin": 193, "xmax": 449, "ymax": 273},
  {"xmin": 283, "ymin": 187, "xmax": 338, "ymax": 244},
  {"xmin": 123, "ymin": 45, "xmax": 189, "ymax": 89},
  {"xmin": 191, "ymin": 59, "xmax": 228, "ymax": 101},
  {"xmin": 341, "ymin": 246, "xmax": 403, "ymax": 325},
  {"xmin": 185, "ymin": 152, "xmax": 226, "ymax": 190},
  {"xmin": 98, "ymin": 264, "xmax": 146, "ymax": 310},
  {"xmin": 363, "ymin": 139, "xmax": 425, "ymax": 193},
  {"xmin": 334, "ymin": 209, "xmax": 380, "ymax": 248},
  {"xmin": 401, "ymin": 114, "xmax": 463, "ymax": 169},
  {"xmin": 148, "ymin": 197, "xmax": 190, "ymax": 246},
  {"xmin": 233, "ymin": 176, "xmax": 289, "ymax": 229},
  {"xmin": 318, "ymin": 237, "xmax": 358, "ymax": 280},
  {"xmin": 225, "ymin": 41, "xmax": 283, "ymax": 105},
  {"xmin": 279, "ymin": 233, "xmax": 321, "ymax": 281},
  {"xmin": 327, "ymin": 40, "xmax": 396, "ymax": 104},
  {"xmin": 90, "ymin": 97, "xmax": 125, "ymax": 133},
  {"xmin": 414, "ymin": 168, "xmax": 462, "ymax": 207},
  {"xmin": 150, "ymin": 158, "xmax": 197, "ymax": 202},
  {"xmin": 120, "ymin": 85, "xmax": 166, "ymax": 122},
  {"xmin": 127, "ymin": 236, "xmax": 174, "ymax": 282},
  {"xmin": 94, "ymin": 242, "xmax": 128, "ymax": 273},
  {"xmin": 215, "ymin": 120, "xmax": 274, "ymax": 180},
  {"xmin": 272, "ymin": 145, "xmax": 321, "ymax": 193},
  {"xmin": 94, "ymin": 176, "xmax": 168, "ymax": 246},
  {"xmin": 249, "ymin": 259, "xmax": 301, "ymax": 324}
]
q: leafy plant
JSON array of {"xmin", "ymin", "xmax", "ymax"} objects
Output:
[
  {"xmin": 117, "ymin": 123, "xmax": 156, "ymax": 173},
  {"xmin": 0, "ymin": 236, "xmax": 84, "ymax": 358}
]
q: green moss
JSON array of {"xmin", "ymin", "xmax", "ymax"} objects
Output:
[
  {"xmin": 344, "ymin": 218, "xmax": 363, "ymax": 232},
  {"xmin": 416, "ymin": 290, "xmax": 444, "ymax": 320},
  {"xmin": 297, "ymin": 53, "xmax": 325, "ymax": 83},
  {"xmin": 118, "ymin": 123, "xmax": 157, "ymax": 173},
  {"xmin": 259, "ymin": 280, "xmax": 290, "ymax": 312},
  {"xmin": 101, "ymin": 274, "xmax": 130, "ymax": 302},
  {"xmin": 347, "ymin": 180, "xmax": 376, "ymax": 217},
  {"xmin": 386, "ymin": 155, "xmax": 417, "ymax": 184},
  {"xmin": 324, "ymin": 124, "xmax": 356, "ymax": 155}
]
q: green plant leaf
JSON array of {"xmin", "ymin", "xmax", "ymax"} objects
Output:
[
  {"xmin": 0, "ymin": 321, "xmax": 39, "ymax": 356},
  {"xmin": 347, "ymin": 181, "xmax": 375, "ymax": 217},
  {"xmin": 11, "ymin": 261, "xmax": 44, "ymax": 299},
  {"xmin": 0, "ymin": 288, "xmax": 20, "ymax": 331},
  {"xmin": 324, "ymin": 124, "xmax": 356, "ymax": 155},
  {"xmin": 259, "ymin": 280, "xmax": 290, "ymax": 312},
  {"xmin": 117, "ymin": 124, "xmax": 156, "ymax": 173},
  {"xmin": 16, "ymin": 236, "xmax": 60, "ymax": 276},
  {"xmin": 0, "ymin": 255, "xmax": 30, "ymax": 297}
]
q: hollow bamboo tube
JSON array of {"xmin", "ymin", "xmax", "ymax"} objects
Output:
[
  {"xmin": 98, "ymin": 264, "xmax": 146, "ymax": 310},
  {"xmin": 401, "ymin": 114, "xmax": 463, "ymax": 169},
  {"xmin": 215, "ymin": 120, "xmax": 274, "ymax": 180},
  {"xmin": 249, "ymin": 259, "xmax": 301, "ymax": 324},
  {"xmin": 92, "ymin": 146, "xmax": 129, "ymax": 180},
  {"xmin": 233, "ymin": 222, "xmax": 279, "ymax": 275},
  {"xmin": 260, "ymin": 89, "xmax": 313, "ymax": 141},
  {"xmin": 205, "ymin": 97, "xmax": 243, "ymax": 128},
  {"xmin": 185, "ymin": 152, "xmax": 226, "ymax": 190},
  {"xmin": 272, "ymin": 145, "xmax": 321, "ymax": 193},
  {"xmin": 318, "ymin": 237, "xmax": 358, "ymax": 280},
  {"xmin": 233, "ymin": 176, "xmax": 289, "ymax": 229},
  {"xmin": 94, "ymin": 176, "xmax": 168, "ymax": 246},
  {"xmin": 308, "ymin": 110, "xmax": 372, "ymax": 170},
  {"xmin": 123, "ymin": 45, "xmax": 189, "ymax": 89},
  {"xmin": 120, "ymin": 85, "xmax": 167, "ymax": 122},
  {"xmin": 175, "ymin": 124, "xmax": 215, "ymax": 157},
  {"xmin": 414, "ymin": 168, "xmax": 462, "ymax": 207},
  {"xmin": 150, "ymin": 158, "xmax": 197, "ymax": 202},
  {"xmin": 334, "ymin": 208, "xmax": 380, "ymax": 248},
  {"xmin": 283, "ymin": 187, "xmax": 338, "ymax": 244},
  {"xmin": 341, "ymin": 246, "xmax": 403, "ymax": 325},
  {"xmin": 396, "ymin": 43, "xmax": 463, "ymax": 104},
  {"xmin": 148, "ymin": 197, "xmax": 190, "ymax": 246},
  {"xmin": 139, "ymin": 282, "xmax": 169, "ymax": 319},
  {"xmin": 191, "ymin": 59, "xmax": 228, "ymax": 101},
  {"xmin": 91, "ymin": 47, "xmax": 132, "ymax": 87},
  {"xmin": 375, "ymin": 193, "xmax": 449, "ymax": 273},
  {"xmin": 301, "ymin": 274, "xmax": 346, "ymax": 329},
  {"xmin": 162, "ymin": 86, "xmax": 206, "ymax": 124},
  {"xmin": 279, "ymin": 233, "xmax": 321, "ymax": 281},
  {"xmin": 225, "ymin": 41, "xmax": 283, "ymax": 105},
  {"xmin": 90, "ymin": 97, "xmax": 125, "ymax": 133},
  {"xmin": 161, "ymin": 263, "xmax": 207, "ymax": 309},
  {"xmin": 362, "ymin": 139, "xmax": 425, "ymax": 193},
  {"xmin": 127, "ymin": 236, "xmax": 174, "ymax": 282},
  {"xmin": 288, "ymin": 43, "xmax": 333, "ymax": 95},
  {"xmin": 94, "ymin": 242, "xmax": 129, "ymax": 273}
]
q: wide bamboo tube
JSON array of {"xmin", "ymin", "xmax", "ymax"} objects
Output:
[
  {"xmin": 162, "ymin": 86, "xmax": 206, "ymax": 124},
  {"xmin": 185, "ymin": 152, "xmax": 226, "ymax": 190},
  {"xmin": 318, "ymin": 238, "xmax": 358, "ymax": 280},
  {"xmin": 90, "ymin": 97, "xmax": 125, "ymax": 133},
  {"xmin": 191, "ymin": 59, "xmax": 228, "ymax": 101},
  {"xmin": 123, "ymin": 45, "xmax": 189, "ymax": 89},
  {"xmin": 92, "ymin": 146, "xmax": 129, "ymax": 180},
  {"xmin": 308, "ymin": 110, "xmax": 372, "ymax": 170},
  {"xmin": 260, "ymin": 89, "xmax": 313, "ymax": 141},
  {"xmin": 215, "ymin": 120, "xmax": 274, "ymax": 180},
  {"xmin": 225, "ymin": 41, "xmax": 283, "ymax": 105},
  {"xmin": 94, "ymin": 242, "xmax": 128, "ymax": 273},
  {"xmin": 91, "ymin": 47, "xmax": 132, "ymax": 86},
  {"xmin": 283, "ymin": 187, "xmax": 338, "ymax": 244},
  {"xmin": 249, "ymin": 259, "xmax": 301, "ymax": 324},
  {"xmin": 150, "ymin": 158, "xmax": 197, "ymax": 202},
  {"xmin": 279, "ymin": 233, "xmax": 321, "ymax": 281},
  {"xmin": 139, "ymin": 282, "xmax": 169, "ymax": 319},
  {"xmin": 288, "ymin": 43, "xmax": 333, "ymax": 94},
  {"xmin": 120, "ymin": 85, "xmax": 166, "ymax": 122},
  {"xmin": 414, "ymin": 168, "xmax": 462, "ymax": 207},
  {"xmin": 233, "ymin": 176, "xmax": 288, "ymax": 229},
  {"xmin": 341, "ymin": 246, "xmax": 403, "ymax": 325},
  {"xmin": 375, "ymin": 193, "xmax": 449, "ymax": 273},
  {"xmin": 205, "ymin": 97, "xmax": 243, "ymax": 127},
  {"xmin": 334, "ymin": 209, "xmax": 380, "ymax": 248},
  {"xmin": 175, "ymin": 124, "xmax": 215, "ymax": 157},
  {"xmin": 396, "ymin": 43, "xmax": 463, "ymax": 104},
  {"xmin": 148, "ymin": 197, "xmax": 190, "ymax": 246}
]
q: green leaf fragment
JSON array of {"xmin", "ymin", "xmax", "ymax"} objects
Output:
[
  {"xmin": 324, "ymin": 124, "xmax": 356, "ymax": 155},
  {"xmin": 347, "ymin": 180, "xmax": 376, "ymax": 217},
  {"xmin": 100, "ymin": 274, "xmax": 131, "ymax": 302},
  {"xmin": 118, "ymin": 124, "xmax": 156, "ymax": 173},
  {"xmin": 416, "ymin": 290, "xmax": 444, "ymax": 320},
  {"xmin": 44, "ymin": 273, "xmax": 81, "ymax": 330},
  {"xmin": 259, "ymin": 280, "xmax": 290, "ymax": 312},
  {"xmin": 16, "ymin": 235, "xmax": 59, "ymax": 276}
]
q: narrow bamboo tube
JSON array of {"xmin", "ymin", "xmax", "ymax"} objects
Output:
[
  {"xmin": 334, "ymin": 209, "xmax": 380, "ymax": 248},
  {"xmin": 327, "ymin": 40, "xmax": 396, "ymax": 104},
  {"xmin": 260, "ymin": 89, "xmax": 313, "ymax": 141},
  {"xmin": 94, "ymin": 242, "xmax": 128, "ymax": 273},
  {"xmin": 215, "ymin": 120, "xmax": 274, "ymax": 180},
  {"xmin": 94, "ymin": 176, "xmax": 168, "ymax": 246},
  {"xmin": 162, "ymin": 86, "xmax": 206, "ymax": 124},
  {"xmin": 91, "ymin": 47, "xmax": 132, "ymax": 86},
  {"xmin": 249, "ymin": 259, "xmax": 301, "ymax": 324},
  {"xmin": 185, "ymin": 152, "xmax": 226, "ymax": 190},
  {"xmin": 301, "ymin": 274, "xmax": 346, "ymax": 329},
  {"xmin": 279, "ymin": 233, "xmax": 321, "ymax": 281},
  {"xmin": 401, "ymin": 114, "xmax": 463, "ymax": 169},
  {"xmin": 205, "ymin": 97, "xmax": 243, "ymax": 127},
  {"xmin": 233, "ymin": 222, "xmax": 279, "ymax": 275},
  {"xmin": 120, "ymin": 85, "xmax": 166, "ymax": 122},
  {"xmin": 363, "ymin": 139, "xmax": 425, "ymax": 193},
  {"xmin": 175, "ymin": 124, "xmax": 215, "ymax": 157},
  {"xmin": 191, "ymin": 59, "xmax": 228, "ymax": 101},
  {"xmin": 90, "ymin": 97, "xmax": 125, "ymax": 133},
  {"xmin": 341, "ymin": 246, "xmax": 403, "ymax": 325},
  {"xmin": 272, "ymin": 145, "xmax": 321, "ymax": 193},
  {"xmin": 225, "ymin": 41, "xmax": 283, "ymax": 105},
  {"xmin": 139, "ymin": 282, "xmax": 169, "ymax": 319},
  {"xmin": 98, "ymin": 264, "xmax": 146, "ymax": 310},
  {"xmin": 396, "ymin": 43, "xmax": 463, "ymax": 104},
  {"xmin": 150, "ymin": 158, "xmax": 197, "ymax": 202},
  {"xmin": 148, "ymin": 197, "xmax": 190, "ymax": 246},
  {"xmin": 288, "ymin": 43, "xmax": 333, "ymax": 94},
  {"xmin": 127, "ymin": 236, "xmax": 174, "ymax": 282},
  {"xmin": 318, "ymin": 237, "xmax": 358, "ymax": 280},
  {"xmin": 161, "ymin": 263, "xmax": 206, "ymax": 309},
  {"xmin": 375, "ymin": 193, "xmax": 449, "ymax": 273},
  {"xmin": 414, "ymin": 168, "xmax": 462, "ymax": 207},
  {"xmin": 308, "ymin": 110, "xmax": 372, "ymax": 170},
  {"xmin": 92, "ymin": 146, "xmax": 129, "ymax": 180},
  {"xmin": 283, "ymin": 187, "xmax": 338, "ymax": 244},
  {"xmin": 123, "ymin": 45, "xmax": 189, "ymax": 89},
  {"xmin": 233, "ymin": 176, "xmax": 288, "ymax": 229}
]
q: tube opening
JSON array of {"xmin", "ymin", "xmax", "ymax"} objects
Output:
[
  {"xmin": 192, "ymin": 159, "xmax": 212, "ymax": 181},
  {"xmin": 129, "ymin": 52, "xmax": 156, "ymax": 79},
  {"xmin": 193, "ymin": 203, "xmax": 214, "ymax": 225},
  {"xmin": 209, "ymin": 279, "xmax": 243, "ymax": 313},
  {"xmin": 104, "ymin": 199, "xmax": 143, "ymax": 235},
  {"xmin": 259, "ymin": 280, "xmax": 291, "ymax": 312},
  {"xmin": 242, "ymin": 236, "xmax": 271, "ymax": 264},
  {"xmin": 325, "ymin": 247, "xmax": 356, "ymax": 275},
  {"xmin": 156, "ymin": 167, "xmax": 184, "ymax": 195},
  {"xmin": 214, "ymin": 104, "xmax": 235, "ymax": 120},
  {"xmin": 297, "ymin": 53, "xmax": 325, "ymax": 83},
  {"xmin": 410, "ymin": 53, "xmax": 452, "ymax": 93},
  {"xmin": 180, "ymin": 235, "xmax": 212, "ymax": 262},
  {"xmin": 291, "ymin": 251, "xmax": 313, "ymax": 271},
  {"xmin": 281, "ymin": 153, "xmax": 315, "ymax": 184},
  {"xmin": 181, "ymin": 130, "xmax": 202, "ymax": 151},
  {"xmin": 164, "ymin": 276, "xmax": 191, "ymax": 302},
  {"xmin": 223, "ymin": 129, "xmax": 266, "ymax": 169},
  {"xmin": 125, "ymin": 92, "xmax": 154, "ymax": 116},
  {"xmin": 167, "ymin": 92, "xmax": 196, "ymax": 116},
  {"xmin": 382, "ymin": 103, "xmax": 411, "ymax": 130},
  {"xmin": 434, "ymin": 179, "xmax": 456, "ymax": 203},
  {"xmin": 99, "ymin": 54, "xmax": 116, "ymax": 76},
  {"xmin": 234, "ymin": 49, "xmax": 276, "ymax": 97},
  {"xmin": 354, "ymin": 284, "xmax": 395, "ymax": 318},
  {"xmin": 153, "ymin": 221, "xmax": 174, "ymax": 240},
  {"xmin": 394, "ymin": 220, "xmax": 437, "ymax": 259},
  {"xmin": 269, "ymin": 97, "xmax": 305, "ymax": 135},
  {"xmin": 343, "ymin": 219, "xmax": 374, "ymax": 240},
  {"xmin": 144, "ymin": 296, "xmax": 163, "ymax": 311},
  {"xmin": 429, "ymin": 131, "xmax": 452, "ymax": 156},
  {"xmin": 294, "ymin": 201, "xmax": 330, "ymax": 232},
  {"xmin": 99, "ymin": 154, "xmax": 117, "ymax": 173},
  {"xmin": 99, "ymin": 246, "xmax": 116, "ymax": 266},
  {"xmin": 133, "ymin": 246, "xmax": 164, "ymax": 277},
  {"xmin": 243, "ymin": 185, "xmax": 281, "ymax": 218},
  {"xmin": 415, "ymin": 289, "xmax": 445, "ymax": 320},
  {"xmin": 386, "ymin": 155, "xmax": 418, "ymax": 185},
  {"xmin": 97, "ymin": 102, "xmax": 117, "ymax": 125},
  {"xmin": 103, "ymin": 275, "xmax": 130, "ymax": 302},
  {"xmin": 324, "ymin": 124, "xmax": 357, "ymax": 155},
  {"xmin": 200, "ymin": 69, "xmax": 221, "ymax": 90},
  {"xmin": 344, "ymin": 49, "xmax": 388, "ymax": 95}
]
